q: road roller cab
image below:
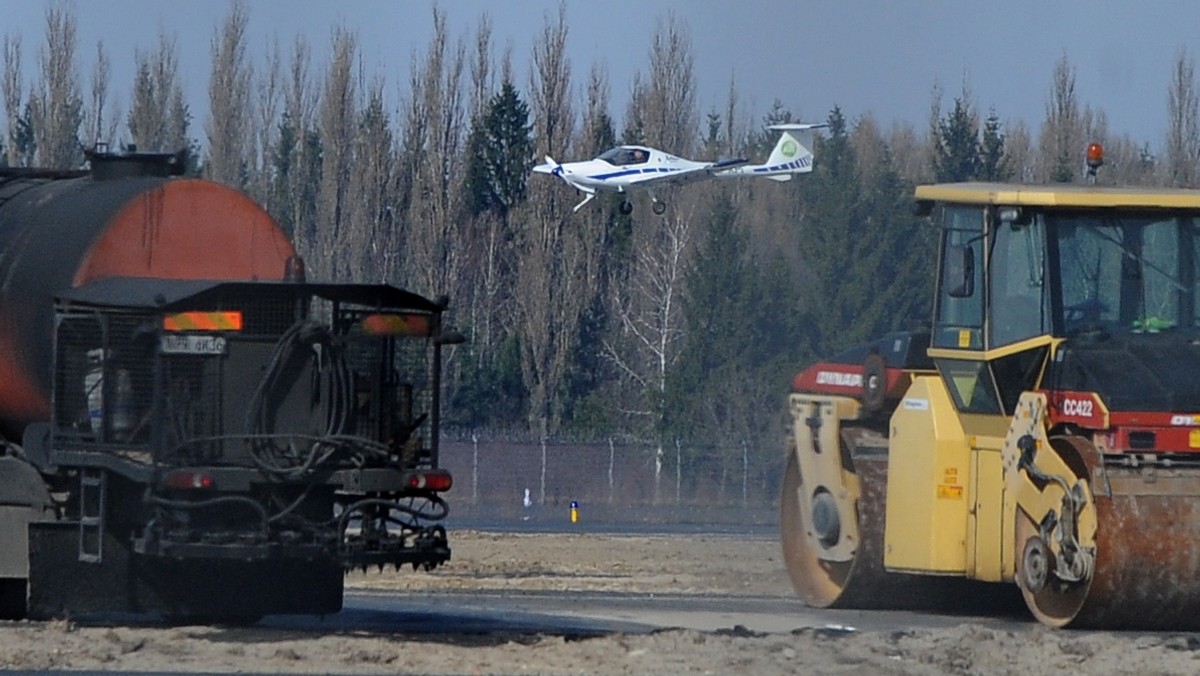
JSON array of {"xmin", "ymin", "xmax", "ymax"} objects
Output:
[{"xmin": 784, "ymin": 167, "xmax": 1200, "ymax": 629}]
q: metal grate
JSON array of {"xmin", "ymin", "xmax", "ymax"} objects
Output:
[
  {"xmin": 339, "ymin": 308, "xmax": 435, "ymax": 467},
  {"xmin": 54, "ymin": 310, "xmax": 156, "ymax": 446}
]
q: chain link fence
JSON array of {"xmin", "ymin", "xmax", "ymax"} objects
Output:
[{"xmin": 440, "ymin": 436, "xmax": 784, "ymax": 526}]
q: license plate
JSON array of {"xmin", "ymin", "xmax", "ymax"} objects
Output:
[{"xmin": 160, "ymin": 334, "xmax": 228, "ymax": 355}]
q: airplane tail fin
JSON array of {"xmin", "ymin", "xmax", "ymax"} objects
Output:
[
  {"xmin": 761, "ymin": 123, "xmax": 826, "ymax": 173},
  {"xmin": 715, "ymin": 123, "xmax": 827, "ymax": 179}
]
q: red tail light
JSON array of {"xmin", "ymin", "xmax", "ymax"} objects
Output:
[
  {"xmin": 407, "ymin": 471, "xmax": 453, "ymax": 492},
  {"xmin": 161, "ymin": 470, "xmax": 216, "ymax": 490}
]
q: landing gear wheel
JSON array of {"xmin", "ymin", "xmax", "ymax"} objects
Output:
[
  {"xmin": 619, "ymin": 200, "xmax": 633, "ymax": 216},
  {"xmin": 652, "ymin": 200, "xmax": 666, "ymax": 215}
]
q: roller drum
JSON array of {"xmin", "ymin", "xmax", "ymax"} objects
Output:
[{"xmin": 1020, "ymin": 435, "xmax": 1200, "ymax": 629}]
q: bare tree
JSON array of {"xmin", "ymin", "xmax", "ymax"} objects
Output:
[
  {"xmin": 630, "ymin": 13, "xmax": 696, "ymax": 154},
  {"xmin": 250, "ymin": 38, "xmax": 283, "ymax": 207},
  {"xmin": 603, "ymin": 207, "xmax": 696, "ymax": 496},
  {"xmin": 347, "ymin": 76, "xmax": 396, "ymax": 282},
  {"xmin": 205, "ymin": 0, "xmax": 253, "ymax": 187},
  {"xmin": 888, "ymin": 120, "xmax": 926, "ymax": 185},
  {"xmin": 467, "ymin": 13, "xmax": 493, "ymax": 121},
  {"xmin": 279, "ymin": 36, "xmax": 319, "ymax": 252},
  {"xmin": 400, "ymin": 6, "xmax": 467, "ymax": 296},
  {"xmin": 1003, "ymin": 120, "xmax": 1035, "ymax": 182},
  {"xmin": 579, "ymin": 63, "xmax": 612, "ymax": 157},
  {"xmin": 1105, "ymin": 134, "xmax": 1157, "ymax": 186},
  {"xmin": 3, "ymin": 34, "xmax": 23, "ymax": 166},
  {"xmin": 83, "ymin": 40, "xmax": 116, "ymax": 149},
  {"xmin": 723, "ymin": 75, "xmax": 746, "ymax": 158},
  {"xmin": 1166, "ymin": 48, "xmax": 1200, "ymax": 187},
  {"xmin": 29, "ymin": 5, "xmax": 83, "ymax": 168},
  {"xmin": 513, "ymin": 2, "xmax": 581, "ymax": 440},
  {"xmin": 527, "ymin": 2, "xmax": 572, "ymax": 160},
  {"xmin": 314, "ymin": 26, "xmax": 358, "ymax": 280},
  {"xmin": 128, "ymin": 30, "xmax": 188, "ymax": 152},
  {"xmin": 1038, "ymin": 55, "xmax": 1083, "ymax": 182}
]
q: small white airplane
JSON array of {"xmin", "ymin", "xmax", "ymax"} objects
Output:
[{"xmin": 532, "ymin": 123, "xmax": 826, "ymax": 214}]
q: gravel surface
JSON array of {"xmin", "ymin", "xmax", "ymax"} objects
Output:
[{"xmin": 2, "ymin": 530, "xmax": 1200, "ymax": 674}]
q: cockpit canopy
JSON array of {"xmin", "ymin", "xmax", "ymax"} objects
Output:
[{"xmin": 597, "ymin": 147, "xmax": 650, "ymax": 166}]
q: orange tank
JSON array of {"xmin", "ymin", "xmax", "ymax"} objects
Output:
[{"xmin": 0, "ymin": 153, "xmax": 294, "ymax": 440}]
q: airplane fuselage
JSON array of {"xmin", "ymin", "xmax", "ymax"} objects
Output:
[
  {"xmin": 551, "ymin": 148, "xmax": 708, "ymax": 193},
  {"xmin": 532, "ymin": 124, "xmax": 823, "ymax": 213}
]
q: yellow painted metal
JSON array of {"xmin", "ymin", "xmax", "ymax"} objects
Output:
[
  {"xmin": 1001, "ymin": 392, "xmax": 1099, "ymax": 582},
  {"xmin": 915, "ymin": 182, "xmax": 1200, "ymax": 209},
  {"xmin": 954, "ymin": 414, "xmax": 1010, "ymax": 582},
  {"xmin": 884, "ymin": 375, "xmax": 970, "ymax": 574},
  {"xmin": 787, "ymin": 393, "xmax": 862, "ymax": 562},
  {"xmin": 968, "ymin": 448, "xmax": 1005, "ymax": 581},
  {"xmin": 927, "ymin": 334, "xmax": 1061, "ymax": 363}
]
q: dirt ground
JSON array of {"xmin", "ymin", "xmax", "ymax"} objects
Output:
[{"xmin": 2, "ymin": 530, "xmax": 1200, "ymax": 675}]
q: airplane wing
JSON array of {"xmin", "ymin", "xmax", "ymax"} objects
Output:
[
  {"xmin": 712, "ymin": 157, "xmax": 750, "ymax": 169},
  {"xmin": 645, "ymin": 157, "xmax": 749, "ymax": 187}
]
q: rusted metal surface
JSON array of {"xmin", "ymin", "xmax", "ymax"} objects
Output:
[
  {"xmin": 0, "ymin": 174, "xmax": 292, "ymax": 441},
  {"xmin": 1027, "ymin": 435, "xmax": 1200, "ymax": 629}
]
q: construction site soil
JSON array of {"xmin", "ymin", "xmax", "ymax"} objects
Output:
[{"xmin": 1, "ymin": 530, "xmax": 1198, "ymax": 674}]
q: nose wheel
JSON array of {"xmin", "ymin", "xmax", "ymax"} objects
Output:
[
  {"xmin": 652, "ymin": 200, "xmax": 667, "ymax": 215},
  {"xmin": 619, "ymin": 200, "xmax": 633, "ymax": 215}
]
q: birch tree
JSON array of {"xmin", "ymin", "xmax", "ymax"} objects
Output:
[{"xmin": 604, "ymin": 206, "xmax": 695, "ymax": 498}]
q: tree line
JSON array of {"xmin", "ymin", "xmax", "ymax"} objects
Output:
[{"xmin": 5, "ymin": 3, "xmax": 1200, "ymax": 477}]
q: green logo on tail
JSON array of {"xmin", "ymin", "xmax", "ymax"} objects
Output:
[{"xmin": 782, "ymin": 140, "xmax": 797, "ymax": 158}]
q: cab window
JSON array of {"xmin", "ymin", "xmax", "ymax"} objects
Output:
[
  {"xmin": 933, "ymin": 206, "xmax": 985, "ymax": 349},
  {"xmin": 936, "ymin": 358, "xmax": 1002, "ymax": 415},
  {"xmin": 989, "ymin": 214, "xmax": 1049, "ymax": 346},
  {"xmin": 597, "ymin": 147, "xmax": 649, "ymax": 166}
]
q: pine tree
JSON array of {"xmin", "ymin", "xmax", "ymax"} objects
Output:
[
  {"xmin": 933, "ymin": 96, "xmax": 979, "ymax": 182},
  {"xmin": 665, "ymin": 191, "xmax": 803, "ymax": 457},
  {"xmin": 463, "ymin": 81, "xmax": 532, "ymax": 218},
  {"xmin": 978, "ymin": 110, "xmax": 1009, "ymax": 181}
]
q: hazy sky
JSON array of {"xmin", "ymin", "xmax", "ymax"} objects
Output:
[{"xmin": 2, "ymin": 0, "xmax": 1199, "ymax": 154}]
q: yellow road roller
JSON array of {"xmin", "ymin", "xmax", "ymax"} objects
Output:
[{"xmin": 783, "ymin": 163, "xmax": 1200, "ymax": 629}]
